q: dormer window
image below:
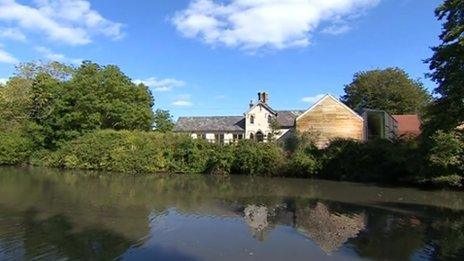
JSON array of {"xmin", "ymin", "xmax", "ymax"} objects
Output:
[{"xmin": 250, "ymin": 115, "xmax": 255, "ymax": 124}]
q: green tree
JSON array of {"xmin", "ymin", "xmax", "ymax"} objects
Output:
[
  {"xmin": 423, "ymin": 0, "xmax": 464, "ymax": 135},
  {"xmin": 15, "ymin": 61, "xmax": 75, "ymax": 81},
  {"xmin": 33, "ymin": 62, "xmax": 155, "ymax": 148},
  {"xmin": 267, "ymin": 117, "xmax": 281, "ymax": 141},
  {"xmin": 153, "ymin": 109, "xmax": 174, "ymax": 132},
  {"xmin": 341, "ymin": 68, "xmax": 431, "ymax": 114},
  {"xmin": 426, "ymin": 130, "xmax": 464, "ymax": 188},
  {"xmin": 0, "ymin": 77, "xmax": 33, "ymax": 125}
]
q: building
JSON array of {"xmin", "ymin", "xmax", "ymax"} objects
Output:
[
  {"xmin": 392, "ymin": 115, "xmax": 422, "ymax": 137},
  {"xmin": 295, "ymin": 94, "xmax": 365, "ymax": 148},
  {"xmin": 174, "ymin": 92, "xmax": 305, "ymax": 144},
  {"xmin": 174, "ymin": 92, "xmax": 397, "ymax": 147},
  {"xmin": 361, "ymin": 109, "xmax": 398, "ymax": 141}
]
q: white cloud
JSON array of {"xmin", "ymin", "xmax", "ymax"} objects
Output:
[
  {"xmin": 0, "ymin": 27, "xmax": 26, "ymax": 41},
  {"xmin": 172, "ymin": 94, "xmax": 193, "ymax": 106},
  {"xmin": 0, "ymin": 78, "xmax": 8, "ymax": 85},
  {"xmin": 0, "ymin": 0, "xmax": 124, "ymax": 45},
  {"xmin": 172, "ymin": 0, "xmax": 379, "ymax": 50},
  {"xmin": 322, "ymin": 24, "xmax": 351, "ymax": 35},
  {"xmin": 172, "ymin": 100, "xmax": 193, "ymax": 106},
  {"xmin": 302, "ymin": 94, "xmax": 325, "ymax": 104},
  {"xmin": 35, "ymin": 46, "xmax": 82, "ymax": 64},
  {"xmin": 0, "ymin": 45, "xmax": 18, "ymax": 64},
  {"xmin": 133, "ymin": 77, "xmax": 186, "ymax": 92}
]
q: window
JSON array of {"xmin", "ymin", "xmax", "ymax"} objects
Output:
[
  {"xmin": 201, "ymin": 133, "xmax": 207, "ymax": 140},
  {"xmin": 214, "ymin": 134, "xmax": 225, "ymax": 144},
  {"xmin": 233, "ymin": 134, "xmax": 244, "ymax": 142},
  {"xmin": 268, "ymin": 115, "xmax": 273, "ymax": 123},
  {"xmin": 250, "ymin": 133, "xmax": 254, "ymax": 140},
  {"xmin": 250, "ymin": 115, "xmax": 255, "ymax": 124}
]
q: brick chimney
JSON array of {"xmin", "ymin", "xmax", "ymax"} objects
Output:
[
  {"xmin": 258, "ymin": 92, "xmax": 268, "ymax": 104},
  {"xmin": 262, "ymin": 92, "xmax": 268, "ymax": 104}
]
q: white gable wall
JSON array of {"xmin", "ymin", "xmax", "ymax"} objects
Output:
[{"xmin": 245, "ymin": 104, "xmax": 273, "ymax": 140}]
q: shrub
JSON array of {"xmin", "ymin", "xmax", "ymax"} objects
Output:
[
  {"xmin": 46, "ymin": 130, "xmax": 176, "ymax": 174},
  {"xmin": 205, "ymin": 145, "xmax": 235, "ymax": 175},
  {"xmin": 0, "ymin": 120, "xmax": 42, "ymax": 165},
  {"xmin": 285, "ymin": 150, "xmax": 319, "ymax": 178},
  {"xmin": 232, "ymin": 140, "xmax": 285, "ymax": 176},
  {"xmin": 168, "ymin": 136, "xmax": 213, "ymax": 174},
  {"xmin": 283, "ymin": 132, "xmax": 321, "ymax": 177},
  {"xmin": 45, "ymin": 130, "xmax": 236, "ymax": 175},
  {"xmin": 425, "ymin": 130, "xmax": 464, "ymax": 188},
  {"xmin": 319, "ymin": 138, "xmax": 419, "ymax": 183},
  {"xmin": 0, "ymin": 129, "xmax": 34, "ymax": 165}
]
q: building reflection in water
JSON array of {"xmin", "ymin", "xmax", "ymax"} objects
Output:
[{"xmin": 242, "ymin": 201, "xmax": 366, "ymax": 253}]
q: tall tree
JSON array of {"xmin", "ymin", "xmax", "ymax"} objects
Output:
[
  {"xmin": 29, "ymin": 61, "xmax": 155, "ymax": 148},
  {"xmin": 15, "ymin": 61, "xmax": 75, "ymax": 81},
  {"xmin": 341, "ymin": 68, "xmax": 431, "ymax": 115},
  {"xmin": 424, "ymin": 0, "xmax": 464, "ymax": 135},
  {"xmin": 153, "ymin": 109, "xmax": 174, "ymax": 133}
]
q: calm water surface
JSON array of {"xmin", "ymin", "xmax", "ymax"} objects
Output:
[{"xmin": 0, "ymin": 167, "xmax": 464, "ymax": 260}]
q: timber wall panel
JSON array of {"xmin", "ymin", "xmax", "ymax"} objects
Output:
[{"xmin": 296, "ymin": 98, "xmax": 364, "ymax": 147}]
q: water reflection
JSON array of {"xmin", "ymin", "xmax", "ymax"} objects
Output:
[{"xmin": 0, "ymin": 167, "xmax": 464, "ymax": 260}]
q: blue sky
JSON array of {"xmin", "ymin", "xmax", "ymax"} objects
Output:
[{"xmin": 0, "ymin": 0, "xmax": 442, "ymax": 119}]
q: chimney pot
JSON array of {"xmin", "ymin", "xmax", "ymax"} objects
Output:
[{"xmin": 262, "ymin": 92, "xmax": 268, "ymax": 104}]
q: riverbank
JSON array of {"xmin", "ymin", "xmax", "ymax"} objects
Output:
[{"xmin": 2, "ymin": 129, "xmax": 463, "ymax": 190}]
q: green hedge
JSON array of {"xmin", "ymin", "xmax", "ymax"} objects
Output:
[
  {"xmin": 318, "ymin": 138, "xmax": 421, "ymax": 183},
  {"xmin": 2, "ymin": 127, "xmax": 462, "ymax": 188},
  {"xmin": 0, "ymin": 129, "xmax": 34, "ymax": 165},
  {"xmin": 41, "ymin": 130, "xmax": 286, "ymax": 175},
  {"xmin": 0, "ymin": 121, "xmax": 41, "ymax": 166},
  {"xmin": 425, "ymin": 130, "xmax": 464, "ymax": 188}
]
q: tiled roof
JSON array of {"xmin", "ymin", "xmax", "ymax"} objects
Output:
[
  {"xmin": 174, "ymin": 110, "xmax": 304, "ymax": 132},
  {"xmin": 174, "ymin": 116, "xmax": 245, "ymax": 132},
  {"xmin": 276, "ymin": 110, "xmax": 305, "ymax": 127},
  {"xmin": 392, "ymin": 115, "xmax": 422, "ymax": 136}
]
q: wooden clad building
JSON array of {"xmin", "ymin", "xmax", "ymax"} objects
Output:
[
  {"xmin": 174, "ymin": 92, "xmax": 402, "ymax": 147},
  {"xmin": 295, "ymin": 95, "xmax": 364, "ymax": 148}
]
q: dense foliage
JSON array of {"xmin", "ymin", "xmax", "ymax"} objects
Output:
[
  {"xmin": 341, "ymin": 67, "xmax": 431, "ymax": 114},
  {"xmin": 423, "ymin": 0, "xmax": 464, "ymax": 136},
  {"xmin": 38, "ymin": 130, "xmax": 285, "ymax": 176},
  {"xmin": 1, "ymin": 61, "xmax": 155, "ymax": 149},
  {"xmin": 153, "ymin": 109, "xmax": 175, "ymax": 133}
]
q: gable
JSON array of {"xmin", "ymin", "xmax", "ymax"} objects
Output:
[
  {"xmin": 245, "ymin": 102, "xmax": 277, "ymax": 116},
  {"xmin": 296, "ymin": 94, "xmax": 363, "ymax": 122}
]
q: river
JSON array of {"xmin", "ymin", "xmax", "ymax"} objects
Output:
[{"xmin": 0, "ymin": 167, "xmax": 463, "ymax": 260}]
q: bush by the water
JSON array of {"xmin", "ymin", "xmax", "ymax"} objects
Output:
[
  {"xmin": 0, "ymin": 128, "xmax": 34, "ymax": 165},
  {"xmin": 318, "ymin": 138, "xmax": 421, "ymax": 183},
  {"xmin": 424, "ymin": 130, "xmax": 464, "ymax": 188},
  {"xmin": 232, "ymin": 140, "xmax": 285, "ymax": 176},
  {"xmin": 40, "ymin": 130, "xmax": 286, "ymax": 175},
  {"xmin": 2, "ymin": 127, "xmax": 461, "ymax": 189}
]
